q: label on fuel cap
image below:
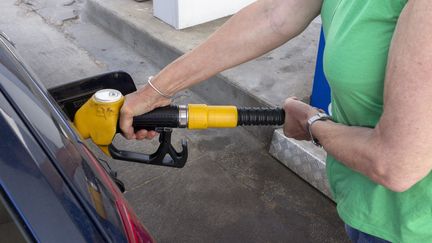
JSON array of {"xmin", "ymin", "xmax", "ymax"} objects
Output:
[{"xmin": 94, "ymin": 89, "xmax": 123, "ymax": 103}]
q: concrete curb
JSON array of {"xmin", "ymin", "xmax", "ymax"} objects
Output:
[{"xmin": 85, "ymin": 0, "xmax": 278, "ymax": 143}]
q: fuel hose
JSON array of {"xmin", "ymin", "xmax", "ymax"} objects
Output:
[{"xmin": 132, "ymin": 104, "xmax": 285, "ymax": 130}]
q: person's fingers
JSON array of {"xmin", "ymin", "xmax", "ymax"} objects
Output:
[
  {"xmin": 119, "ymin": 106, "xmax": 136, "ymax": 140},
  {"xmin": 135, "ymin": 129, "xmax": 149, "ymax": 140},
  {"xmin": 119, "ymin": 85, "xmax": 173, "ymax": 140},
  {"xmin": 146, "ymin": 130, "xmax": 158, "ymax": 139},
  {"xmin": 135, "ymin": 129, "xmax": 159, "ymax": 140}
]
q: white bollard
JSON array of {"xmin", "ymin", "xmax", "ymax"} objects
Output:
[{"xmin": 153, "ymin": 0, "xmax": 256, "ymax": 29}]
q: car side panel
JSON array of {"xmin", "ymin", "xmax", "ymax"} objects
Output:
[
  {"xmin": 0, "ymin": 92, "xmax": 104, "ymax": 242},
  {"xmin": 0, "ymin": 37, "xmax": 128, "ymax": 242}
]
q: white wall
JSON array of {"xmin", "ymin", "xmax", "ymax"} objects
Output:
[{"xmin": 154, "ymin": 0, "xmax": 256, "ymax": 29}]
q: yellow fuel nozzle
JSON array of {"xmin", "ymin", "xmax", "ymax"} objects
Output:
[
  {"xmin": 73, "ymin": 89, "xmax": 285, "ymax": 158},
  {"xmin": 74, "ymin": 89, "xmax": 124, "ymax": 155}
]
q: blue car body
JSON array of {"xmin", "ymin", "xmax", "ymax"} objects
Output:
[{"xmin": 0, "ymin": 32, "xmax": 152, "ymax": 242}]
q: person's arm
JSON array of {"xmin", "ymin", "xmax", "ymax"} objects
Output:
[
  {"xmin": 120, "ymin": 0, "xmax": 322, "ymax": 139},
  {"xmin": 284, "ymin": 0, "xmax": 432, "ymax": 192}
]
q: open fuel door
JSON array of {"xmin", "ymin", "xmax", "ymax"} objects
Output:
[{"xmin": 48, "ymin": 71, "xmax": 137, "ymax": 120}]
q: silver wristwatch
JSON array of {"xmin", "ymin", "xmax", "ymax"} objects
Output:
[{"xmin": 306, "ymin": 113, "xmax": 331, "ymax": 147}]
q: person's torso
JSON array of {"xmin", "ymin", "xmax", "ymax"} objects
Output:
[
  {"xmin": 321, "ymin": 1, "xmax": 432, "ymax": 242},
  {"xmin": 322, "ymin": 0, "xmax": 406, "ymax": 126}
]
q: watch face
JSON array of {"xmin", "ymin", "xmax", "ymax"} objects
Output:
[
  {"xmin": 318, "ymin": 113, "xmax": 328, "ymax": 119},
  {"xmin": 308, "ymin": 113, "xmax": 331, "ymax": 126},
  {"xmin": 307, "ymin": 113, "xmax": 330, "ymax": 147}
]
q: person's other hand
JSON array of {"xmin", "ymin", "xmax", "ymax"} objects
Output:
[
  {"xmin": 119, "ymin": 85, "xmax": 171, "ymax": 140},
  {"xmin": 282, "ymin": 97, "xmax": 320, "ymax": 140}
]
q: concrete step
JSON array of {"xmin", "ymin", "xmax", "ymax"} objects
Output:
[
  {"xmin": 84, "ymin": 0, "xmax": 321, "ymax": 142},
  {"xmin": 83, "ymin": 0, "xmax": 332, "ymax": 199},
  {"xmin": 84, "ymin": 0, "xmax": 321, "ymax": 105}
]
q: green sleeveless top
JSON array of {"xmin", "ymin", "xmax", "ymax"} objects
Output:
[{"xmin": 321, "ymin": 1, "xmax": 432, "ymax": 242}]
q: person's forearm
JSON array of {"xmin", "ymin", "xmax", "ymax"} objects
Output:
[
  {"xmin": 152, "ymin": 0, "xmax": 322, "ymax": 95},
  {"xmin": 312, "ymin": 118, "xmax": 427, "ymax": 193},
  {"xmin": 311, "ymin": 121, "xmax": 382, "ymax": 182}
]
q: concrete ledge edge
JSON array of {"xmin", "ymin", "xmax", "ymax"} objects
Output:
[{"xmin": 84, "ymin": 0, "xmax": 283, "ymax": 143}]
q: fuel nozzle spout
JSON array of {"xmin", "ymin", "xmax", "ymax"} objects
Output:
[
  {"xmin": 73, "ymin": 89, "xmax": 188, "ymax": 167},
  {"xmin": 74, "ymin": 89, "xmax": 124, "ymax": 152}
]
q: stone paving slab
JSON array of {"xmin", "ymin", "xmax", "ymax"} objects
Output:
[
  {"xmin": 90, "ymin": 92, "xmax": 346, "ymax": 243},
  {"xmin": 0, "ymin": 0, "xmax": 105, "ymax": 88}
]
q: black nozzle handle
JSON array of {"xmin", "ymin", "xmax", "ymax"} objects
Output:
[
  {"xmin": 132, "ymin": 105, "xmax": 180, "ymax": 131},
  {"xmin": 237, "ymin": 107, "xmax": 285, "ymax": 126}
]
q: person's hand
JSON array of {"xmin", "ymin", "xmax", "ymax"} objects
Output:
[
  {"xmin": 119, "ymin": 84, "xmax": 171, "ymax": 140},
  {"xmin": 282, "ymin": 97, "xmax": 320, "ymax": 140}
]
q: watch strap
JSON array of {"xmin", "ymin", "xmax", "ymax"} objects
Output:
[{"xmin": 306, "ymin": 113, "xmax": 331, "ymax": 147}]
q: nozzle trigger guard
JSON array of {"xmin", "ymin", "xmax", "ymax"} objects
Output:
[{"xmin": 108, "ymin": 128, "xmax": 188, "ymax": 168}]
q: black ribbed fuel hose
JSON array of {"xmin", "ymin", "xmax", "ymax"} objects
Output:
[{"xmin": 237, "ymin": 107, "xmax": 285, "ymax": 126}]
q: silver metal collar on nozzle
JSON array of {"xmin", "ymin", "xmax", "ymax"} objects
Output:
[{"xmin": 178, "ymin": 105, "xmax": 188, "ymax": 128}]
